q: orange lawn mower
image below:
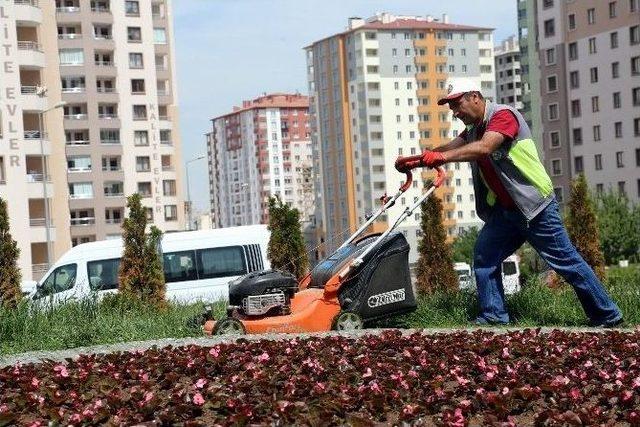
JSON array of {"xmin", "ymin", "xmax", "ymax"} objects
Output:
[{"xmin": 203, "ymin": 165, "xmax": 445, "ymax": 335}]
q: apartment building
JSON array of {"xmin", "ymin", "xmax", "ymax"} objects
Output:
[
  {"xmin": 0, "ymin": 0, "xmax": 184, "ymax": 280},
  {"xmin": 1, "ymin": 0, "xmax": 71, "ymax": 280},
  {"xmin": 305, "ymin": 13, "xmax": 493, "ymax": 263},
  {"xmin": 495, "ymin": 35, "xmax": 524, "ymax": 110},
  {"xmin": 208, "ymin": 93, "xmax": 315, "ymax": 229},
  {"xmin": 521, "ymin": 0, "xmax": 640, "ymax": 202},
  {"xmin": 518, "ymin": 0, "xmax": 544, "ymax": 152},
  {"xmin": 58, "ymin": 0, "xmax": 184, "ymax": 245}
]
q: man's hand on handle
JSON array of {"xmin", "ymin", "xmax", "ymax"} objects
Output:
[{"xmin": 394, "ymin": 150, "xmax": 446, "ymax": 173}]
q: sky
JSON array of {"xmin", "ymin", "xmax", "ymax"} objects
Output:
[{"xmin": 172, "ymin": 0, "xmax": 519, "ymax": 211}]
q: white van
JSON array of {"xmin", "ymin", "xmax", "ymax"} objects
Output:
[
  {"xmin": 454, "ymin": 262, "xmax": 474, "ymax": 291},
  {"xmin": 501, "ymin": 254, "xmax": 521, "ymax": 295},
  {"xmin": 29, "ymin": 225, "xmax": 271, "ymax": 305}
]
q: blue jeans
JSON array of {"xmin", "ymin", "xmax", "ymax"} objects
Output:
[{"xmin": 474, "ymin": 199, "xmax": 622, "ymax": 324}]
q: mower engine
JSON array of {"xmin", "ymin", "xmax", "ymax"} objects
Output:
[{"xmin": 228, "ymin": 270, "xmax": 298, "ymax": 316}]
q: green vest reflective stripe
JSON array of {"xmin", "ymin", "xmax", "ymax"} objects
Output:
[{"xmin": 465, "ymin": 102, "xmax": 554, "ymax": 222}]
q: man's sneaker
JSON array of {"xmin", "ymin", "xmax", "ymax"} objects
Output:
[
  {"xmin": 473, "ymin": 317, "xmax": 510, "ymax": 326},
  {"xmin": 588, "ymin": 317, "xmax": 625, "ymax": 328}
]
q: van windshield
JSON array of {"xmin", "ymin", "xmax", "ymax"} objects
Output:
[{"xmin": 33, "ymin": 263, "xmax": 78, "ymax": 299}]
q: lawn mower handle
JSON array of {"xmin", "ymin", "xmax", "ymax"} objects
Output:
[{"xmin": 399, "ymin": 166, "xmax": 445, "ymax": 192}]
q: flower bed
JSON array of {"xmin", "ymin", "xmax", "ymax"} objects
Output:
[{"xmin": 1, "ymin": 329, "xmax": 639, "ymax": 426}]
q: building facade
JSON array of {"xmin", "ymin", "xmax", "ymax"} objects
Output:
[
  {"xmin": 208, "ymin": 93, "xmax": 315, "ymax": 229},
  {"xmin": 521, "ymin": 0, "xmax": 640, "ymax": 202},
  {"xmin": 0, "ymin": 0, "xmax": 184, "ymax": 281},
  {"xmin": 495, "ymin": 35, "xmax": 524, "ymax": 110},
  {"xmin": 305, "ymin": 13, "xmax": 493, "ymax": 263}
]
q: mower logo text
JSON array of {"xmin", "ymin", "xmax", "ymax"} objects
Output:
[{"xmin": 367, "ymin": 289, "xmax": 406, "ymax": 308}]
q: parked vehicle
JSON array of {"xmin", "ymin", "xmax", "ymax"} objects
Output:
[
  {"xmin": 29, "ymin": 225, "xmax": 270, "ymax": 305},
  {"xmin": 454, "ymin": 262, "xmax": 474, "ymax": 291},
  {"xmin": 455, "ymin": 255, "xmax": 521, "ymax": 294}
]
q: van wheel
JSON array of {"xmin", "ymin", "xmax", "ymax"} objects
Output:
[
  {"xmin": 212, "ymin": 317, "xmax": 246, "ymax": 335},
  {"xmin": 332, "ymin": 311, "xmax": 363, "ymax": 331}
]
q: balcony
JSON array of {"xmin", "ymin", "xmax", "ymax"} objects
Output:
[
  {"xmin": 69, "ymin": 193, "xmax": 92, "ymax": 200},
  {"xmin": 56, "ymin": 6, "xmax": 80, "ymax": 13},
  {"xmin": 26, "ymin": 173, "xmax": 50, "ymax": 183},
  {"xmin": 70, "ymin": 217, "xmax": 95, "ymax": 226},
  {"xmin": 98, "ymin": 113, "xmax": 118, "ymax": 120},
  {"xmin": 20, "ymin": 86, "xmax": 48, "ymax": 111},
  {"xmin": 61, "ymin": 86, "xmax": 85, "ymax": 94},
  {"xmin": 64, "ymin": 113, "xmax": 88, "ymax": 120},
  {"xmin": 17, "ymin": 41, "xmax": 44, "ymax": 68},
  {"xmin": 105, "ymin": 218, "xmax": 122, "ymax": 225},
  {"xmin": 66, "ymin": 139, "xmax": 89, "ymax": 146},
  {"xmin": 24, "ymin": 130, "xmax": 46, "ymax": 140},
  {"xmin": 58, "ymin": 33, "xmax": 82, "ymax": 40},
  {"xmin": 14, "ymin": 0, "xmax": 43, "ymax": 23},
  {"xmin": 104, "ymin": 191, "xmax": 124, "ymax": 198}
]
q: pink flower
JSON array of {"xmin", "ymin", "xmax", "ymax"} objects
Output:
[
  {"xmin": 583, "ymin": 360, "xmax": 593, "ymax": 368},
  {"xmin": 143, "ymin": 391, "xmax": 154, "ymax": 403},
  {"xmin": 209, "ymin": 347, "xmax": 220, "ymax": 358},
  {"xmin": 363, "ymin": 367, "xmax": 373, "ymax": 378},
  {"xmin": 31, "ymin": 377, "xmax": 40, "ymax": 388},
  {"xmin": 193, "ymin": 392, "xmax": 205, "ymax": 405},
  {"xmin": 195, "ymin": 378, "xmax": 207, "ymax": 389},
  {"xmin": 257, "ymin": 352, "xmax": 270, "ymax": 362},
  {"xmin": 53, "ymin": 364, "xmax": 69, "ymax": 378},
  {"xmin": 569, "ymin": 387, "xmax": 582, "ymax": 400},
  {"xmin": 501, "ymin": 347, "xmax": 510, "ymax": 358},
  {"xmin": 632, "ymin": 377, "xmax": 640, "ymax": 389},
  {"xmin": 0, "ymin": 404, "xmax": 8, "ymax": 413}
]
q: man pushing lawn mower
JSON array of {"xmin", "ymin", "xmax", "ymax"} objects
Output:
[{"xmin": 395, "ymin": 79, "xmax": 623, "ymax": 328}]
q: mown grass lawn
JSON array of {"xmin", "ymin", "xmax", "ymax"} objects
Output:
[{"xmin": 1, "ymin": 265, "xmax": 637, "ymax": 355}]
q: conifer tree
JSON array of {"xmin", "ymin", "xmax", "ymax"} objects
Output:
[
  {"xmin": 267, "ymin": 196, "xmax": 308, "ymax": 279},
  {"xmin": 415, "ymin": 194, "xmax": 459, "ymax": 294},
  {"xmin": 0, "ymin": 198, "xmax": 22, "ymax": 308},
  {"xmin": 118, "ymin": 194, "xmax": 166, "ymax": 306},
  {"xmin": 565, "ymin": 174, "xmax": 606, "ymax": 281}
]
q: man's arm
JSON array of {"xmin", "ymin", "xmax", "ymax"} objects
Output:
[
  {"xmin": 441, "ymin": 131, "xmax": 506, "ymax": 162},
  {"xmin": 432, "ymin": 136, "xmax": 466, "ymax": 153}
]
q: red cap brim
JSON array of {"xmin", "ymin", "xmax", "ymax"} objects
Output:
[{"xmin": 437, "ymin": 92, "xmax": 465, "ymax": 105}]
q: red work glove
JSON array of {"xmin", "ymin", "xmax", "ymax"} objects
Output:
[{"xmin": 420, "ymin": 150, "xmax": 446, "ymax": 168}]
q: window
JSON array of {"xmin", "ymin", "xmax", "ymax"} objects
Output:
[
  {"xmin": 154, "ymin": 28, "xmax": 167, "ymax": 44},
  {"xmin": 33, "ymin": 264, "xmax": 77, "ymax": 298},
  {"xmin": 587, "ymin": 8, "xmax": 595, "ymax": 24},
  {"xmin": 574, "ymin": 156, "xmax": 584, "ymax": 173},
  {"xmin": 134, "ymin": 130, "xmax": 149, "ymax": 146},
  {"xmin": 547, "ymin": 75, "xmax": 558, "ymax": 92},
  {"xmin": 616, "ymin": 151, "xmax": 624, "ymax": 167},
  {"xmin": 619, "ymin": 181, "xmax": 626, "ymax": 195},
  {"xmin": 127, "ymin": 27, "xmax": 142, "ymax": 42},
  {"xmin": 131, "ymin": 79, "xmax": 145, "ymax": 94},
  {"xmin": 551, "ymin": 159, "xmax": 562, "ymax": 176},
  {"xmin": 593, "ymin": 125, "xmax": 601, "ymax": 141},
  {"xmin": 164, "ymin": 205, "xmax": 178, "ymax": 221},
  {"xmin": 550, "ymin": 131, "xmax": 560, "ymax": 148},
  {"xmin": 137, "ymin": 182, "xmax": 151, "ymax": 197},
  {"xmin": 615, "ymin": 122, "xmax": 623, "ymax": 137},
  {"xmin": 163, "ymin": 179, "xmax": 176, "ymax": 196},
  {"xmin": 571, "ymin": 99, "xmax": 581, "ymax": 117},
  {"xmin": 568, "ymin": 42, "xmax": 578, "ymax": 60},
  {"xmin": 609, "ymin": 1, "xmax": 617, "ymax": 17},
  {"xmin": 631, "ymin": 26, "xmax": 640, "ymax": 45},
  {"xmin": 543, "ymin": 0, "xmax": 553, "ymax": 8},
  {"xmin": 545, "ymin": 48, "xmax": 555, "ymax": 65},
  {"xmin": 633, "ymin": 0, "xmax": 639, "ymax": 12},
  {"xmin": 125, "ymin": 1, "xmax": 139, "ymax": 16},
  {"xmin": 612, "ymin": 61, "xmax": 620, "ymax": 78},
  {"xmin": 59, "ymin": 49, "xmax": 84, "ymax": 65},
  {"xmin": 544, "ymin": 19, "xmax": 555, "ymax": 37},
  {"xmin": 633, "ymin": 56, "xmax": 640, "ymax": 75},
  {"xmin": 568, "ymin": 14, "xmax": 576, "ymax": 30},
  {"xmin": 633, "ymin": 87, "xmax": 640, "ymax": 106},
  {"xmin": 591, "ymin": 96, "xmax": 599, "ymax": 112},
  {"xmin": 554, "ymin": 188, "xmax": 564, "ymax": 203},
  {"xmin": 570, "ymin": 71, "xmax": 579, "ymax": 88},
  {"xmin": 590, "ymin": 67, "xmax": 598, "ymax": 83},
  {"xmin": 163, "ymin": 251, "xmax": 197, "ymax": 282},
  {"xmin": 88, "ymin": 258, "xmax": 120, "ymax": 291},
  {"xmin": 613, "ymin": 92, "xmax": 621, "ymax": 108},
  {"xmin": 595, "ymin": 154, "xmax": 603, "ymax": 170},
  {"xmin": 392, "ymin": 48, "xmax": 397, "ymax": 56},
  {"xmin": 129, "ymin": 52, "xmax": 143, "ymax": 68},
  {"xmin": 133, "ymin": 105, "xmax": 147, "ymax": 120},
  {"xmin": 589, "ymin": 37, "xmax": 597, "ymax": 54},
  {"xmin": 196, "ymin": 247, "xmax": 246, "ymax": 279},
  {"xmin": 548, "ymin": 103, "xmax": 559, "ymax": 120},
  {"xmin": 573, "ymin": 128, "xmax": 583, "ymax": 145},
  {"xmin": 461, "ymin": 48, "xmax": 466, "ymax": 56},
  {"xmin": 135, "ymin": 156, "xmax": 150, "ymax": 172},
  {"xmin": 610, "ymin": 31, "xmax": 618, "ymax": 48},
  {"xmin": 637, "ymin": 148, "xmax": 640, "ymax": 166},
  {"xmin": 635, "ymin": 118, "xmax": 640, "ymax": 136}
]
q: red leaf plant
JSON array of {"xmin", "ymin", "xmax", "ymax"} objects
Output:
[{"xmin": 1, "ymin": 329, "xmax": 639, "ymax": 426}]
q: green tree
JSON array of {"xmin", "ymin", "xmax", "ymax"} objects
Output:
[
  {"xmin": 0, "ymin": 198, "xmax": 22, "ymax": 308},
  {"xmin": 415, "ymin": 195, "xmax": 458, "ymax": 295},
  {"xmin": 451, "ymin": 227, "xmax": 480, "ymax": 263},
  {"xmin": 267, "ymin": 196, "xmax": 308, "ymax": 279},
  {"xmin": 596, "ymin": 190, "xmax": 640, "ymax": 264},
  {"xmin": 564, "ymin": 174, "xmax": 606, "ymax": 281},
  {"xmin": 118, "ymin": 194, "xmax": 165, "ymax": 306}
]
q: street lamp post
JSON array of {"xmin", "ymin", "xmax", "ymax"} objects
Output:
[
  {"xmin": 185, "ymin": 155, "xmax": 206, "ymax": 230},
  {"xmin": 38, "ymin": 100, "xmax": 66, "ymax": 268}
]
